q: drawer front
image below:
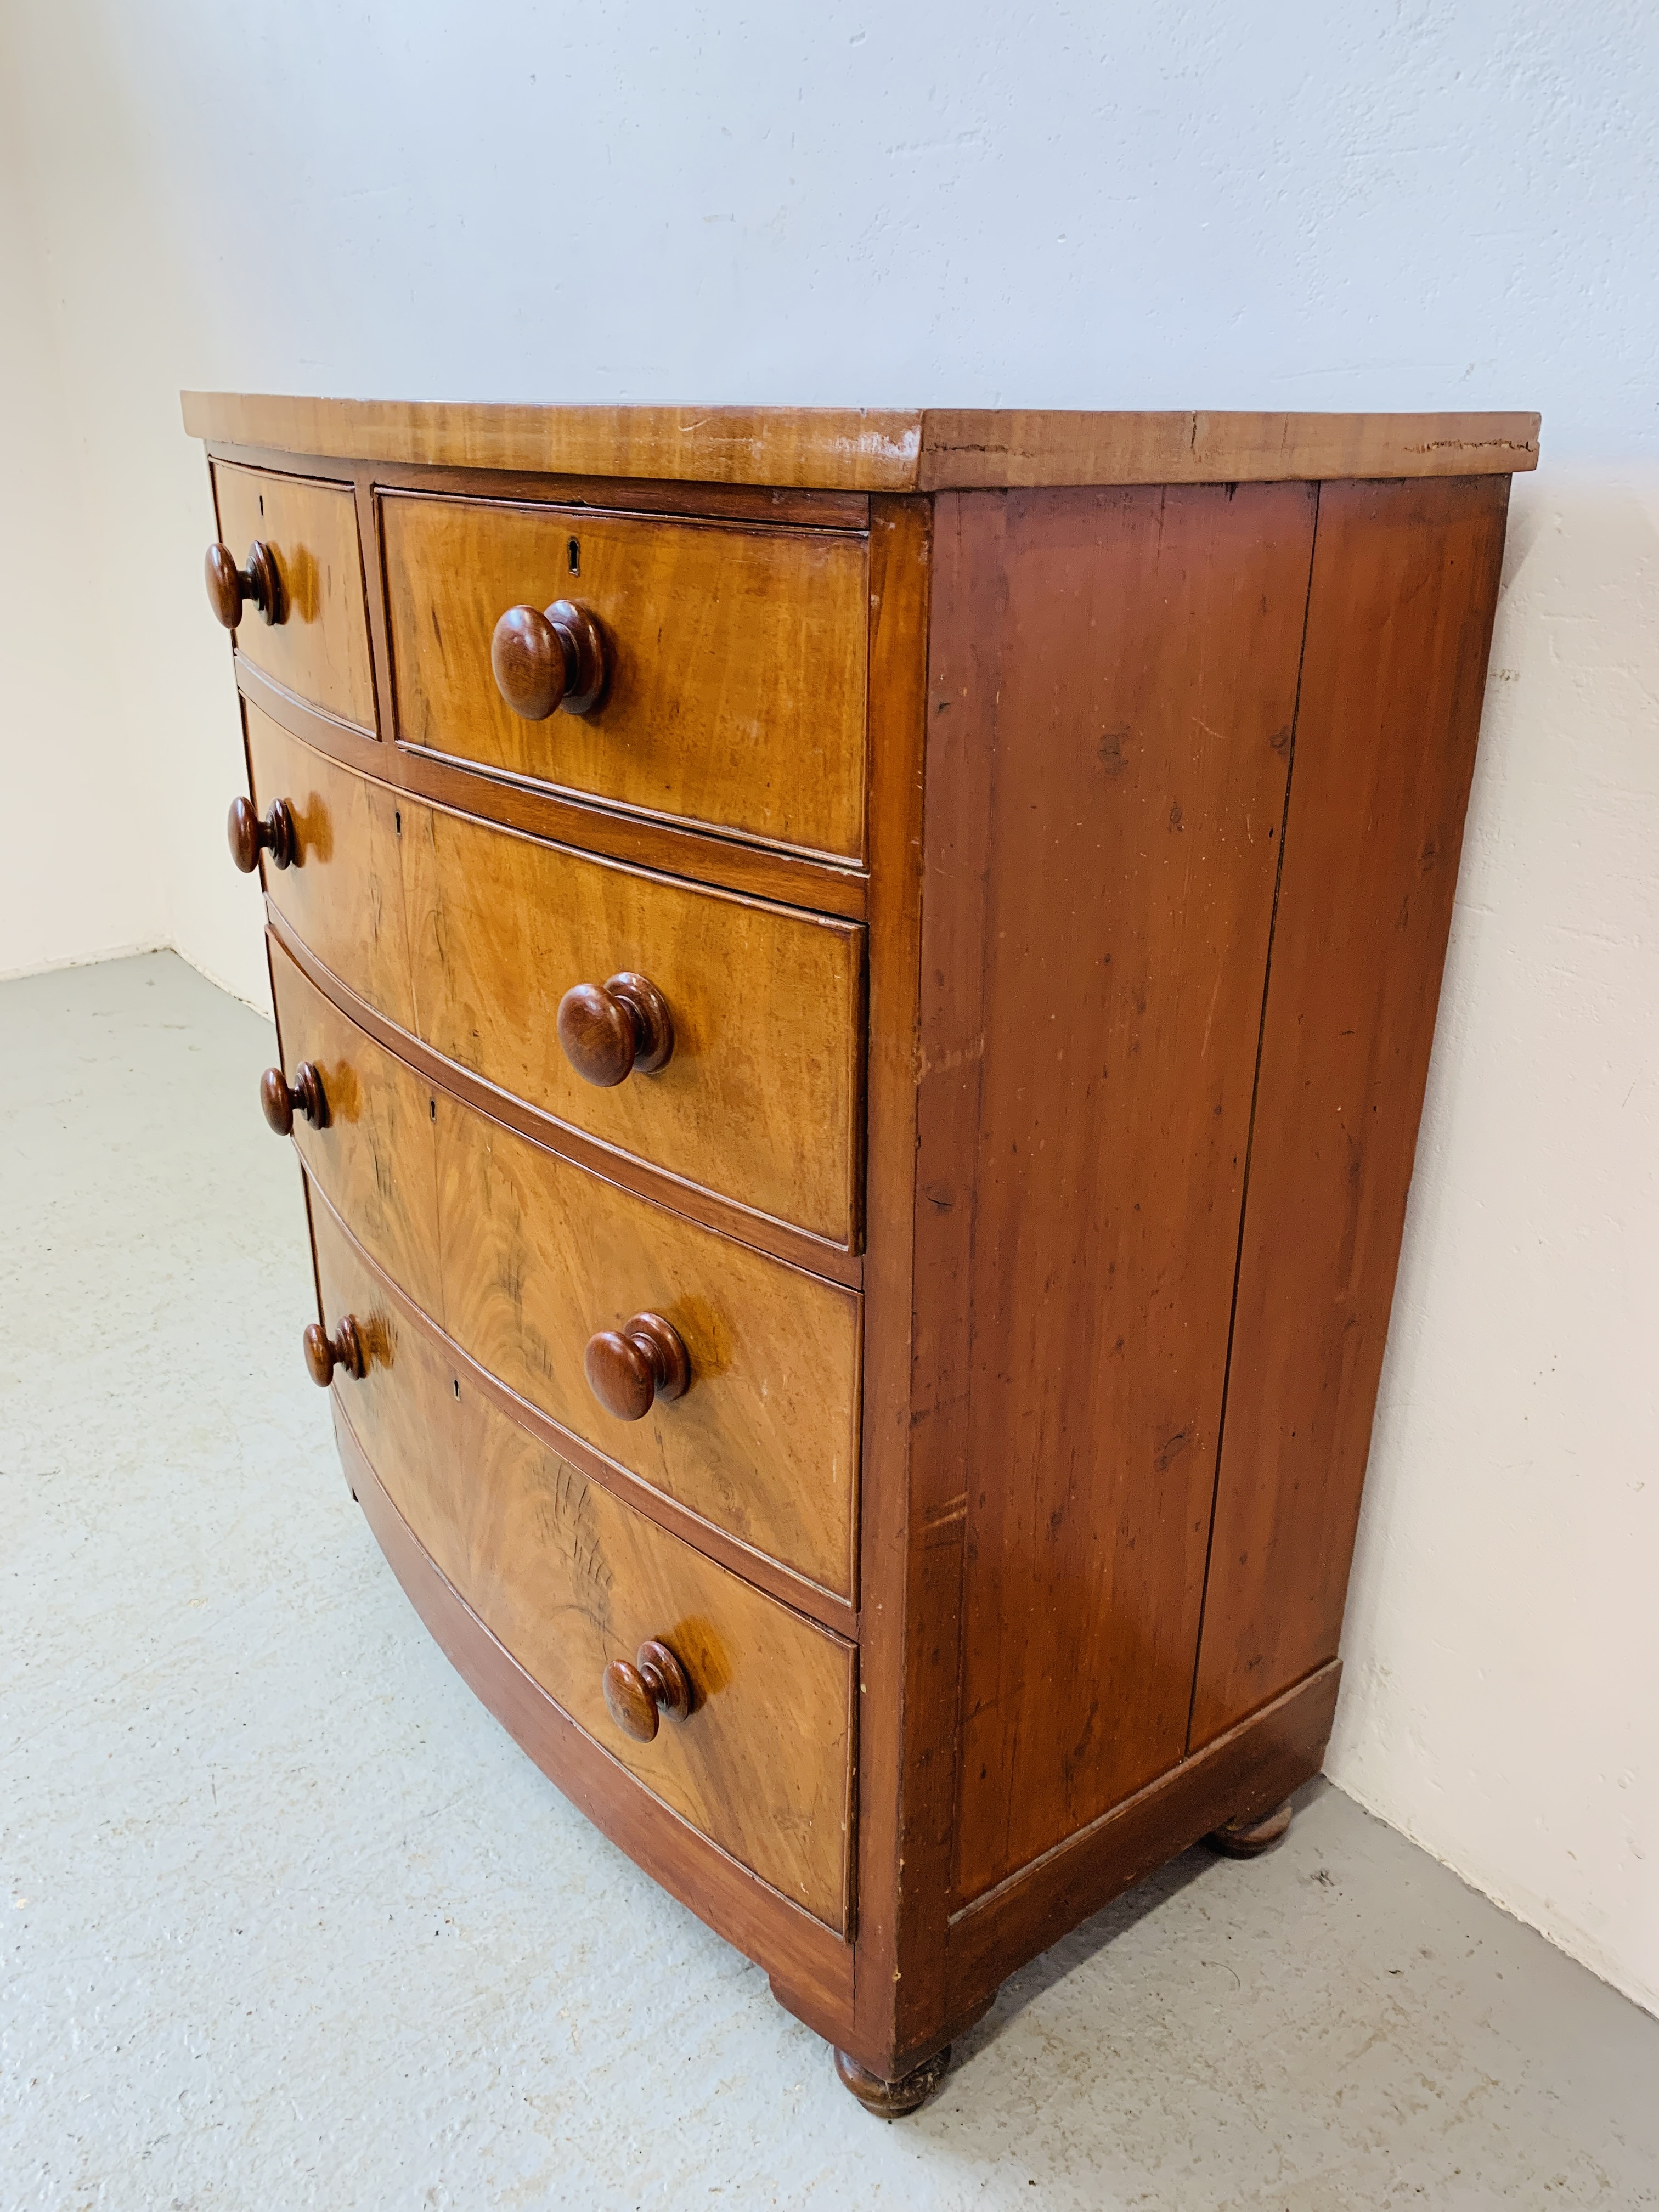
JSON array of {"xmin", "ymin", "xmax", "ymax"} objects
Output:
[
  {"xmin": 312, "ymin": 1199, "xmax": 854, "ymax": 1928},
  {"xmin": 274, "ymin": 942, "xmax": 860, "ymax": 1590},
  {"xmin": 381, "ymin": 493, "xmax": 868, "ymax": 860},
  {"xmin": 247, "ymin": 713, "xmax": 865, "ymax": 1246},
  {"xmin": 215, "ymin": 464, "xmax": 376, "ymax": 728},
  {"xmin": 247, "ymin": 707, "xmax": 415, "ymax": 1030},
  {"xmin": 436, "ymin": 1075, "xmax": 860, "ymax": 1596},
  {"xmin": 268, "ymin": 939, "xmax": 443, "ymax": 1322}
]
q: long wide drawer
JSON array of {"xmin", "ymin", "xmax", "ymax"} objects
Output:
[
  {"xmin": 311, "ymin": 1198, "xmax": 855, "ymax": 1929},
  {"xmin": 270, "ymin": 941, "xmax": 860, "ymax": 1594},
  {"xmin": 247, "ymin": 708, "xmax": 865, "ymax": 1246},
  {"xmin": 380, "ymin": 492, "xmax": 869, "ymax": 860}
]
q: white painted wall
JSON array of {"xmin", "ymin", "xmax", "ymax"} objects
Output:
[
  {"xmin": 1, "ymin": 1, "xmax": 1653, "ymax": 2008},
  {"xmin": 0, "ymin": 82, "xmax": 166, "ymax": 980}
]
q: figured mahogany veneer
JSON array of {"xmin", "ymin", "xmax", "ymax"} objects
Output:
[
  {"xmin": 311, "ymin": 1195, "xmax": 855, "ymax": 1929},
  {"xmin": 245, "ymin": 706, "xmax": 864, "ymax": 1247},
  {"xmin": 195, "ymin": 393, "xmax": 1533, "ymax": 2112},
  {"xmin": 267, "ymin": 941, "xmax": 861, "ymax": 1599}
]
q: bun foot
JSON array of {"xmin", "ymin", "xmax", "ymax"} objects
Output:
[
  {"xmin": 833, "ymin": 2044, "xmax": 951, "ymax": 2117},
  {"xmin": 1206, "ymin": 1798, "xmax": 1294, "ymax": 1858}
]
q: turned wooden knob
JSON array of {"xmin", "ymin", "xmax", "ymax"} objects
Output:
[
  {"xmin": 602, "ymin": 1639, "xmax": 692, "ymax": 1743},
  {"xmin": 557, "ymin": 972, "xmax": 674, "ymax": 1087},
  {"xmin": 259, "ymin": 1062, "xmax": 328, "ymax": 1135},
  {"xmin": 205, "ymin": 539, "xmax": 285, "ymax": 629},
  {"xmin": 303, "ymin": 1315, "xmax": 366, "ymax": 1386},
  {"xmin": 584, "ymin": 1312, "xmax": 690, "ymax": 1421},
  {"xmin": 490, "ymin": 599, "xmax": 606, "ymax": 719},
  {"xmin": 227, "ymin": 794, "xmax": 297, "ymax": 873}
]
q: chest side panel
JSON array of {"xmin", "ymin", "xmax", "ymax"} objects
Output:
[
  {"xmin": 1189, "ymin": 474, "xmax": 1509, "ymax": 1746},
  {"xmin": 943, "ymin": 482, "xmax": 1318, "ymax": 1904}
]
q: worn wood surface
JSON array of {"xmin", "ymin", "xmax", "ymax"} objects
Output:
[
  {"xmin": 333, "ymin": 1408, "xmax": 857, "ymax": 2042},
  {"xmin": 398, "ymin": 788, "xmax": 864, "ymax": 1245},
  {"xmin": 945, "ymin": 1661, "xmax": 1341, "ymax": 2007},
  {"xmin": 212, "ymin": 462, "xmax": 376, "ymax": 727},
  {"xmin": 234, "ymin": 657, "xmax": 870, "ymax": 923},
  {"xmin": 312, "ymin": 1178, "xmax": 856, "ymax": 1633},
  {"xmin": 916, "ymin": 410, "xmax": 1540, "ymax": 490},
  {"xmin": 1189, "ymin": 475, "xmax": 1510, "ymax": 1748},
  {"xmin": 245, "ymin": 706, "xmax": 415, "ymax": 1030},
  {"xmin": 944, "ymin": 482, "xmax": 1317, "ymax": 1906},
  {"xmin": 246, "ymin": 711, "xmax": 864, "ymax": 1244},
  {"xmin": 208, "ymin": 438, "xmax": 872, "ymax": 529},
  {"xmin": 434, "ymin": 1087, "xmax": 861, "ymax": 1595},
  {"xmin": 848, "ymin": 495, "xmax": 935, "ymax": 2073},
  {"xmin": 268, "ymin": 939, "xmax": 445, "ymax": 1321},
  {"xmin": 186, "ymin": 392, "xmax": 1540, "ymax": 488},
  {"xmin": 382, "ymin": 494, "xmax": 870, "ymax": 860},
  {"xmin": 312, "ymin": 1198, "xmax": 856, "ymax": 1929},
  {"xmin": 267, "ymin": 905, "xmax": 862, "ymax": 1291}
]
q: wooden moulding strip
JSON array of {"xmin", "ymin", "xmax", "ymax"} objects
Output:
[
  {"xmin": 207, "ymin": 438, "xmax": 873, "ymax": 531},
  {"xmin": 185, "ymin": 392, "xmax": 1539, "ymax": 491},
  {"xmin": 334, "ymin": 1403, "xmax": 857, "ymax": 2044},
  {"xmin": 944, "ymin": 1658, "xmax": 1342, "ymax": 2009},
  {"xmin": 847, "ymin": 495, "xmax": 935, "ymax": 2070},
  {"xmin": 233, "ymin": 658, "xmax": 871, "ymax": 924},
  {"xmin": 913, "ymin": 409, "xmax": 1541, "ymax": 490},
  {"xmin": 264, "ymin": 906, "xmax": 865, "ymax": 1295},
  {"xmin": 309, "ymin": 1173, "xmax": 859, "ymax": 1638}
]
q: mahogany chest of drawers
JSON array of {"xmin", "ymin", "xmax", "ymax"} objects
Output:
[{"xmin": 187, "ymin": 393, "xmax": 1537, "ymax": 2111}]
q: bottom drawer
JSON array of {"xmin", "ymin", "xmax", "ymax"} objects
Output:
[{"xmin": 309, "ymin": 1191, "xmax": 855, "ymax": 1931}]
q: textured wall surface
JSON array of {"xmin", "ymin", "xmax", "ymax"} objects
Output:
[{"xmin": 0, "ymin": 0, "xmax": 1653, "ymax": 2009}]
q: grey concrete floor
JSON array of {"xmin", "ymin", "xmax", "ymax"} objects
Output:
[{"xmin": 2, "ymin": 951, "xmax": 1656, "ymax": 2212}]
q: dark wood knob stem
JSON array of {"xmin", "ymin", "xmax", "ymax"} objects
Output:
[
  {"xmin": 602, "ymin": 1639, "xmax": 692, "ymax": 1742},
  {"xmin": 303, "ymin": 1315, "xmax": 366, "ymax": 1387},
  {"xmin": 259, "ymin": 1062, "xmax": 328, "ymax": 1135},
  {"xmin": 205, "ymin": 540, "xmax": 285, "ymax": 629},
  {"xmin": 584, "ymin": 1312, "xmax": 690, "ymax": 1421},
  {"xmin": 227, "ymin": 794, "xmax": 297, "ymax": 873},
  {"xmin": 490, "ymin": 599, "xmax": 606, "ymax": 719},
  {"xmin": 556, "ymin": 972, "xmax": 674, "ymax": 1087}
]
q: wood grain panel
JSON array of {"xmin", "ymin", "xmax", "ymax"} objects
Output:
[
  {"xmin": 269, "ymin": 938, "xmax": 443, "ymax": 1319},
  {"xmin": 947, "ymin": 482, "xmax": 1318, "ymax": 1906},
  {"xmin": 399, "ymin": 794, "xmax": 864, "ymax": 1245},
  {"xmin": 312, "ymin": 1199, "xmax": 855, "ymax": 1928},
  {"xmin": 184, "ymin": 392, "xmax": 1539, "ymax": 489},
  {"xmin": 267, "ymin": 905, "xmax": 862, "ymax": 1291},
  {"xmin": 245, "ymin": 706, "xmax": 415, "ymax": 1031},
  {"xmin": 915, "ymin": 410, "xmax": 1541, "ymax": 490},
  {"xmin": 213, "ymin": 462, "xmax": 376, "ymax": 727},
  {"xmin": 848, "ymin": 494, "xmax": 951, "ymax": 2076},
  {"xmin": 1189, "ymin": 475, "xmax": 1510, "ymax": 1747},
  {"xmin": 382, "ymin": 494, "xmax": 869, "ymax": 860},
  {"xmin": 335, "ymin": 1407, "xmax": 856, "ymax": 2042},
  {"xmin": 236, "ymin": 654, "xmax": 870, "ymax": 924},
  {"xmin": 946, "ymin": 1661, "xmax": 1340, "ymax": 2007},
  {"xmin": 435, "ymin": 1095, "xmax": 861, "ymax": 1595}
]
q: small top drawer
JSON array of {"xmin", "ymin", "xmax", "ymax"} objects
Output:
[
  {"xmin": 380, "ymin": 493, "xmax": 868, "ymax": 860},
  {"xmin": 210, "ymin": 464, "xmax": 376, "ymax": 729}
]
